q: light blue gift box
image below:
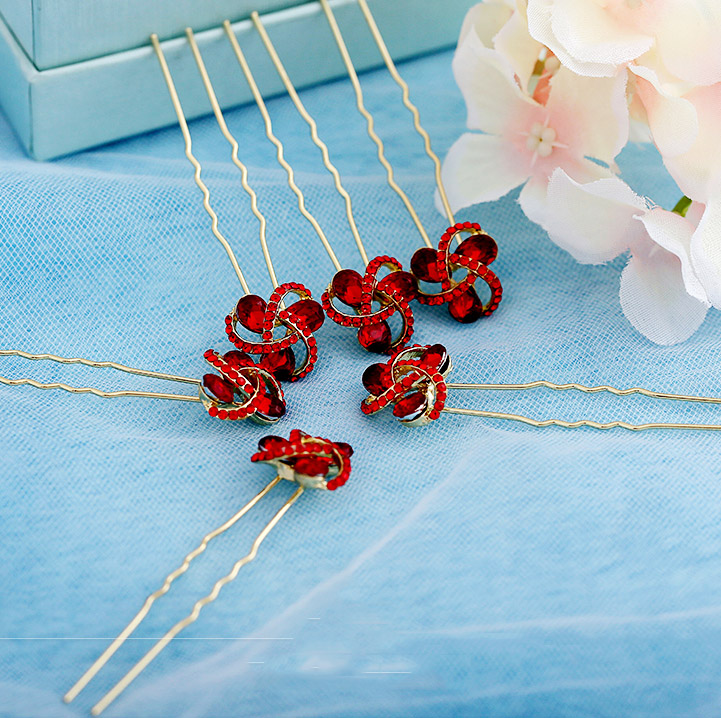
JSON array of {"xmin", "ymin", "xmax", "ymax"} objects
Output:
[{"xmin": 0, "ymin": 0, "xmax": 472, "ymax": 160}]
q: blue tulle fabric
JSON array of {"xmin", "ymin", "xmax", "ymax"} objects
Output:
[{"xmin": 1, "ymin": 49, "xmax": 721, "ymax": 718}]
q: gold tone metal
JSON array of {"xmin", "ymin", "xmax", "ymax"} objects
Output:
[
  {"xmin": 446, "ymin": 380, "xmax": 721, "ymax": 405},
  {"xmin": 0, "ymin": 349, "xmax": 200, "ymax": 402},
  {"xmin": 150, "ymin": 33, "xmax": 251, "ymax": 295},
  {"xmin": 0, "ymin": 375, "xmax": 200, "ymax": 403},
  {"xmin": 319, "ymin": 0, "xmax": 431, "ymax": 249},
  {"xmin": 92, "ymin": 485, "xmax": 305, "ymax": 716},
  {"xmin": 251, "ymin": 11, "xmax": 370, "ymax": 266},
  {"xmin": 185, "ymin": 27, "xmax": 279, "ymax": 289},
  {"xmin": 356, "ymin": 0, "xmax": 455, "ymax": 226},
  {"xmin": 64, "ymin": 475, "xmax": 282, "ymax": 704},
  {"xmin": 223, "ymin": 20, "xmax": 343, "ymax": 273},
  {"xmin": 442, "ymin": 406, "xmax": 721, "ymax": 432},
  {"xmin": 0, "ymin": 349, "xmax": 198, "ymax": 384}
]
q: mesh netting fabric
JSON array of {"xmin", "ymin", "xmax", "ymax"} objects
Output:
[{"xmin": 1, "ymin": 50, "xmax": 721, "ymax": 718}]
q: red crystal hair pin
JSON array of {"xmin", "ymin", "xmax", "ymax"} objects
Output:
[
  {"xmin": 60, "ymin": 431, "xmax": 352, "ymax": 715},
  {"xmin": 0, "ymin": 348, "xmax": 286, "ymax": 425},
  {"xmin": 360, "ymin": 343, "xmax": 721, "ymax": 431},
  {"xmin": 152, "ymin": 34, "xmax": 326, "ymax": 419},
  {"xmin": 318, "ymin": 0, "xmax": 504, "ymax": 325}
]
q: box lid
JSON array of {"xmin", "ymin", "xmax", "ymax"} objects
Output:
[{"xmin": 0, "ymin": 0, "xmax": 311, "ymax": 69}]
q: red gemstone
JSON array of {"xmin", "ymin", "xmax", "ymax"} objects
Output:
[
  {"xmin": 255, "ymin": 390, "xmax": 286, "ymax": 420},
  {"xmin": 236, "ymin": 295, "xmax": 267, "ymax": 333},
  {"xmin": 448, "ymin": 286, "xmax": 483, "ymax": 324},
  {"xmin": 335, "ymin": 442, "xmax": 354, "ymax": 457},
  {"xmin": 378, "ymin": 270, "xmax": 418, "ymax": 301},
  {"xmin": 202, "ymin": 373, "xmax": 235, "ymax": 404},
  {"xmin": 357, "ymin": 321, "xmax": 392, "ymax": 353},
  {"xmin": 392, "ymin": 391, "xmax": 427, "ymax": 422},
  {"xmin": 457, "ymin": 233, "xmax": 498, "ymax": 265},
  {"xmin": 257, "ymin": 435, "xmax": 289, "ymax": 453},
  {"xmin": 421, "ymin": 344, "xmax": 449, "ymax": 372},
  {"xmin": 223, "ymin": 350, "xmax": 255, "ymax": 368},
  {"xmin": 291, "ymin": 299, "xmax": 325, "ymax": 332},
  {"xmin": 410, "ymin": 247, "xmax": 442, "ymax": 283},
  {"xmin": 260, "ymin": 347, "xmax": 296, "ymax": 382},
  {"xmin": 294, "ymin": 456, "xmax": 333, "ymax": 477},
  {"xmin": 362, "ymin": 362, "xmax": 393, "ymax": 395},
  {"xmin": 332, "ymin": 269, "xmax": 364, "ymax": 307}
]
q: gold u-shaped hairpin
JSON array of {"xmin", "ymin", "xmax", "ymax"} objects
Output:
[
  {"xmin": 151, "ymin": 33, "xmax": 327, "ymax": 387},
  {"xmin": 358, "ymin": 343, "xmax": 721, "ymax": 431},
  {"xmin": 0, "ymin": 347, "xmax": 289, "ymax": 425},
  {"xmin": 318, "ymin": 0, "xmax": 504, "ymax": 326},
  {"xmin": 59, "ymin": 430, "xmax": 353, "ymax": 715},
  {"xmin": 250, "ymin": 11, "xmax": 425, "ymax": 356}
]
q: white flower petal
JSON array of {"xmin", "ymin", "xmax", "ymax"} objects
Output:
[
  {"xmin": 458, "ymin": 2, "xmax": 514, "ymax": 48},
  {"xmin": 690, "ymin": 199, "xmax": 721, "ymax": 308},
  {"xmin": 653, "ymin": 2, "xmax": 721, "ymax": 86},
  {"xmin": 526, "ymin": 0, "xmax": 616, "ymax": 77},
  {"xmin": 629, "ymin": 64, "xmax": 698, "ymax": 158},
  {"xmin": 541, "ymin": 169, "xmax": 647, "ymax": 264},
  {"xmin": 546, "ymin": 67, "xmax": 629, "ymax": 165},
  {"xmin": 493, "ymin": 10, "xmax": 543, "ymax": 91},
  {"xmin": 619, "ymin": 246, "xmax": 707, "ymax": 345},
  {"xmin": 440, "ymin": 132, "xmax": 531, "ymax": 212},
  {"xmin": 453, "ymin": 29, "xmax": 538, "ymax": 134},
  {"xmin": 637, "ymin": 207, "xmax": 708, "ymax": 305},
  {"xmin": 663, "ymin": 84, "xmax": 721, "ymax": 203},
  {"xmin": 527, "ymin": 0, "xmax": 651, "ymax": 77}
]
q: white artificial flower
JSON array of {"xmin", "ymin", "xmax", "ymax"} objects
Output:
[
  {"xmin": 541, "ymin": 169, "xmax": 710, "ymax": 344},
  {"xmin": 526, "ymin": 0, "xmax": 721, "ymax": 85},
  {"xmin": 441, "ymin": 27, "xmax": 628, "ymax": 223}
]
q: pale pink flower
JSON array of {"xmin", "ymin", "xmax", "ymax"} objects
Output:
[
  {"xmin": 541, "ymin": 169, "xmax": 709, "ymax": 344},
  {"xmin": 440, "ymin": 27, "xmax": 628, "ymax": 222}
]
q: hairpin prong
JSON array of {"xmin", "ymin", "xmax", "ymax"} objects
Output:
[
  {"xmin": 318, "ymin": 0, "xmax": 432, "ymax": 249},
  {"xmin": 90, "ymin": 484, "xmax": 305, "ymax": 716},
  {"xmin": 251, "ymin": 11, "xmax": 369, "ymax": 266},
  {"xmin": 63, "ymin": 474, "xmax": 283, "ymax": 705},
  {"xmin": 0, "ymin": 349, "xmax": 201, "ymax": 402},
  {"xmin": 355, "ymin": 0, "xmax": 455, "ymax": 226},
  {"xmin": 150, "ymin": 33, "xmax": 251, "ymax": 295},
  {"xmin": 185, "ymin": 27, "xmax": 280, "ymax": 289},
  {"xmin": 222, "ymin": 20, "xmax": 342, "ymax": 273}
]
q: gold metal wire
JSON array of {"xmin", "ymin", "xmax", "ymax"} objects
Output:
[
  {"xmin": 356, "ymin": 0, "xmax": 455, "ymax": 226},
  {"xmin": 251, "ymin": 11, "xmax": 370, "ymax": 266},
  {"xmin": 442, "ymin": 406, "xmax": 721, "ymax": 432},
  {"xmin": 443, "ymin": 378, "xmax": 721, "ymax": 431},
  {"xmin": 223, "ymin": 20, "xmax": 343, "ymax": 273},
  {"xmin": 150, "ymin": 33, "xmax": 251, "ymax": 295},
  {"xmin": 319, "ymin": 0, "xmax": 432, "ymax": 249},
  {"xmin": 0, "ymin": 349, "xmax": 200, "ymax": 402},
  {"xmin": 64, "ymin": 475, "xmax": 282, "ymax": 704},
  {"xmin": 91, "ymin": 485, "xmax": 305, "ymax": 716},
  {"xmin": 185, "ymin": 27, "xmax": 279, "ymax": 289}
]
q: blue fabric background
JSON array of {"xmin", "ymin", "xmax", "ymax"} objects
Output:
[{"xmin": 1, "ymin": 48, "xmax": 721, "ymax": 717}]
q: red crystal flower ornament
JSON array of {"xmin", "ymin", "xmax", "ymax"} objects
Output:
[
  {"xmin": 410, "ymin": 222, "xmax": 503, "ymax": 323},
  {"xmin": 360, "ymin": 343, "xmax": 452, "ymax": 426},
  {"xmin": 199, "ymin": 349, "xmax": 286, "ymax": 424},
  {"xmin": 251, "ymin": 429, "xmax": 353, "ymax": 491},
  {"xmin": 225, "ymin": 282, "xmax": 324, "ymax": 382},
  {"xmin": 322, "ymin": 256, "xmax": 418, "ymax": 354}
]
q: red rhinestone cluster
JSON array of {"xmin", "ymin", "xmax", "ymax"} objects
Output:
[
  {"xmin": 251, "ymin": 429, "xmax": 353, "ymax": 491},
  {"xmin": 360, "ymin": 343, "xmax": 451, "ymax": 426},
  {"xmin": 321, "ymin": 256, "xmax": 416, "ymax": 355},
  {"xmin": 200, "ymin": 349, "xmax": 286, "ymax": 424},
  {"xmin": 410, "ymin": 222, "xmax": 503, "ymax": 323},
  {"xmin": 224, "ymin": 282, "xmax": 323, "ymax": 382}
]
